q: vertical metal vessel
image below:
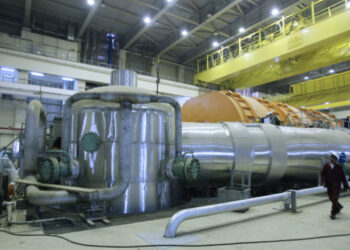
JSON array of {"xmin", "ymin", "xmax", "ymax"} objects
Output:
[{"xmin": 67, "ymin": 86, "xmax": 177, "ymax": 214}]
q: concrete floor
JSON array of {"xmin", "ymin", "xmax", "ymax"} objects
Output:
[{"xmin": 1, "ymin": 193, "xmax": 350, "ymax": 250}]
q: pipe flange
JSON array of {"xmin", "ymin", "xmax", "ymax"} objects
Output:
[{"xmin": 81, "ymin": 132, "xmax": 102, "ymax": 153}]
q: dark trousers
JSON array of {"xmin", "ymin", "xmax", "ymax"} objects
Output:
[{"xmin": 327, "ymin": 187, "xmax": 342, "ymax": 215}]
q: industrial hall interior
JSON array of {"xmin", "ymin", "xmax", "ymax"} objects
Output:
[{"xmin": 1, "ymin": 0, "xmax": 350, "ymax": 249}]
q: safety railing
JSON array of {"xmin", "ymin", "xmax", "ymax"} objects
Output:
[
  {"xmin": 164, "ymin": 184, "xmax": 348, "ymax": 238},
  {"xmin": 197, "ymin": 0, "xmax": 349, "ymax": 73},
  {"xmin": 290, "ymin": 70, "xmax": 350, "ymax": 96},
  {"xmin": 0, "ymin": 39, "xmax": 196, "ymax": 86}
]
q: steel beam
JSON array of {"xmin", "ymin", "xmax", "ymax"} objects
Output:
[
  {"xmin": 155, "ymin": 0, "xmax": 244, "ymax": 56},
  {"xmin": 77, "ymin": 0, "xmax": 102, "ymax": 39},
  {"xmin": 23, "ymin": 0, "xmax": 32, "ymax": 27},
  {"xmin": 121, "ymin": 0, "xmax": 178, "ymax": 49},
  {"xmin": 181, "ymin": 0, "xmax": 301, "ymax": 64}
]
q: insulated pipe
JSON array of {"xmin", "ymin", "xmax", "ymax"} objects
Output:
[
  {"xmin": 164, "ymin": 192, "xmax": 291, "ymax": 238},
  {"xmin": 23, "ymin": 100, "xmax": 47, "ymax": 177},
  {"xmin": 88, "ymin": 101, "xmax": 132, "ymax": 201},
  {"xmin": 25, "ymin": 176, "xmax": 79, "ymax": 205}
]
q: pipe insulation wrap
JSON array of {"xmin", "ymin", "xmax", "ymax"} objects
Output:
[{"xmin": 23, "ymin": 100, "xmax": 47, "ymax": 177}]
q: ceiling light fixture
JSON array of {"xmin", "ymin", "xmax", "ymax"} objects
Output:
[
  {"xmin": 271, "ymin": 8, "xmax": 280, "ymax": 16},
  {"xmin": 347, "ymin": 1, "xmax": 350, "ymax": 9},
  {"xmin": 304, "ymin": 76, "xmax": 309, "ymax": 80},
  {"xmin": 239, "ymin": 27, "xmax": 246, "ymax": 33},
  {"xmin": 181, "ymin": 30, "xmax": 188, "ymax": 36},
  {"xmin": 87, "ymin": 0, "xmax": 95, "ymax": 6},
  {"xmin": 212, "ymin": 41, "xmax": 219, "ymax": 48},
  {"xmin": 143, "ymin": 16, "xmax": 151, "ymax": 24},
  {"xmin": 30, "ymin": 72, "xmax": 44, "ymax": 77},
  {"xmin": 1, "ymin": 67, "xmax": 15, "ymax": 72},
  {"xmin": 329, "ymin": 69, "xmax": 335, "ymax": 74},
  {"xmin": 62, "ymin": 77, "xmax": 74, "ymax": 81}
]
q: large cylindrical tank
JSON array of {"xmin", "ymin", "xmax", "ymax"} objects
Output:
[
  {"xmin": 66, "ymin": 86, "xmax": 177, "ymax": 214},
  {"xmin": 182, "ymin": 90, "xmax": 338, "ymax": 127},
  {"xmin": 182, "ymin": 122, "xmax": 350, "ymax": 186}
]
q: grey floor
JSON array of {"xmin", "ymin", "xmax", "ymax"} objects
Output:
[{"xmin": 1, "ymin": 193, "xmax": 350, "ymax": 250}]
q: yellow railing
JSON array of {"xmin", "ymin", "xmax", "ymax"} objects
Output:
[
  {"xmin": 290, "ymin": 70, "xmax": 350, "ymax": 96},
  {"xmin": 197, "ymin": 0, "xmax": 348, "ymax": 74},
  {"xmin": 271, "ymin": 69, "xmax": 350, "ymax": 103}
]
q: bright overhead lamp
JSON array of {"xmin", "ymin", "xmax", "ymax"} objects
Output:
[
  {"xmin": 304, "ymin": 76, "xmax": 309, "ymax": 80},
  {"xmin": 324, "ymin": 102, "xmax": 330, "ymax": 105},
  {"xmin": 62, "ymin": 77, "xmax": 74, "ymax": 81},
  {"xmin": 271, "ymin": 8, "xmax": 280, "ymax": 16},
  {"xmin": 166, "ymin": 0, "xmax": 173, "ymax": 2},
  {"xmin": 87, "ymin": 0, "xmax": 95, "ymax": 6},
  {"xmin": 1, "ymin": 67, "xmax": 15, "ymax": 72},
  {"xmin": 347, "ymin": 1, "xmax": 350, "ymax": 9},
  {"xmin": 181, "ymin": 30, "xmax": 188, "ymax": 36},
  {"xmin": 212, "ymin": 41, "xmax": 219, "ymax": 48},
  {"xmin": 143, "ymin": 16, "xmax": 151, "ymax": 24},
  {"xmin": 238, "ymin": 27, "xmax": 246, "ymax": 33},
  {"xmin": 30, "ymin": 72, "xmax": 44, "ymax": 77},
  {"xmin": 329, "ymin": 69, "xmax": 335, "ymax": 74}
]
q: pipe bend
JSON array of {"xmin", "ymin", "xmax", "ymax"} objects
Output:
[
  {"xmin": 25, "ymin": 176, "xmax": 78, "ymax": 206},
  {"xmin": 23, "ymin": 100, "xmax": 47, "ymax": 177}
]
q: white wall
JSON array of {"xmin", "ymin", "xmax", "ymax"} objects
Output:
[
  {"xmin": 0, "ymin": 98, "xmax": 26, "ymax": 148},
  {"xmin": 324, "ymin": 106, "xmax": 350, "ymax": 119},
  {"xmin": 0, "ymin": 31, "xmax": 79, "ymax": 62}
]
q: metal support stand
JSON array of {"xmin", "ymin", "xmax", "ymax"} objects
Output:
[
  {"xmin": 280, "ymin": 190, "xmax": 300, "ymax": 213},
  {"xmin": 79, "ymin": 207, "xmax": 110, "ymax": 226},
  {"xmin": 218, "ymin": 169, "xmax": 252, "ymax": 213}
]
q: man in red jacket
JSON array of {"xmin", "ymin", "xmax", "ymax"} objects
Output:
[{"xmin": 321, "ymin": 152, "xmax": 349, "ymax": 219}]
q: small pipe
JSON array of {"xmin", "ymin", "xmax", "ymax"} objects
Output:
[
  {"xmin": 9, "ymin": 217, "xmax": 76, "ymax": 226},
  {"xmin": 0, "ymin": 127, "xmax": 23, "ymax": 131},
  {"xmin": 25, "ymin": 176, "xmax": 79, "ymax": 206},
  {"xmin": 164, "ymin": 192, "xmax": 290, "ymax": 238},
  {"xmin": 163, "ymin": 184, "xmax": 345, "ymax": 238}
]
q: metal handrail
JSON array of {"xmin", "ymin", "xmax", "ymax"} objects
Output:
[
  {"xmin": 197, "ymin": 0, "xmax": 348, "ymax": 73},
  {"xmin": 163, "ymin": 184, "xmax": 341, "ymax": 238}
]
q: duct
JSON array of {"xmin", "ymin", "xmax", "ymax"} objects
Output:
[
  {"xmin": 59, "ymin": 86, "xmax": 181, "ymax": 203},
  {"xmin": 25, "ymin": 176, "xmax": 79, "ymax": 206},
  {"xmin": 23, "ymin": 100, "xmax": 47, "ymax": 177}
]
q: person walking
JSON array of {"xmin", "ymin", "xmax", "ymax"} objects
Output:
[{"xmin": 321, "ymin": 152, "xmax": 349, "ymax": 219}]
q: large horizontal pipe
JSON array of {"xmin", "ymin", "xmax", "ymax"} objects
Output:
[{"xmin": 182, "ymin": 122, "xmax": 350, "ymax": 186}]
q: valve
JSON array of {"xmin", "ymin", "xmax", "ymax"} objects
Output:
[
  {"xmin": 172, "ymin": 152, "xmax": 200, "ymax": 182},
  {"xmin": 37, "ymin": 150, "xmax": 76, "ymax": 183}
]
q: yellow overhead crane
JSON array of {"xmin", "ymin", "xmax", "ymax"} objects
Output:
[
  {"xmin": 273, "ymin": 69, "xmax": 350, "ymax": 110},
  {"xmin": 194, "ymin": 0, "xmax": 350, "ymax": 89}
]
